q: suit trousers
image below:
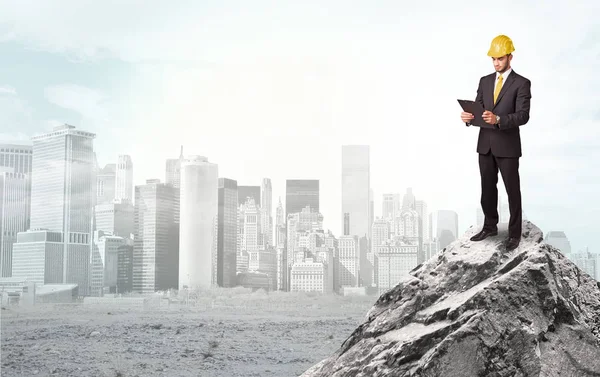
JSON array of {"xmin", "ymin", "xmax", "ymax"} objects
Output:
[{"xmin": 478, "ymin": 151, "xmax": 522, "ymax": 238}]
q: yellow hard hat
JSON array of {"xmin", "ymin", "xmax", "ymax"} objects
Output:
[{"xmin": 487, "ymin": 35, "xmax": 515, "ymax": 57}]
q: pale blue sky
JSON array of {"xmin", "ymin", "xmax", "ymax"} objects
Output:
[{"xmin": 0, "ymin": 0, "xmax": 598, "ymax": 252}]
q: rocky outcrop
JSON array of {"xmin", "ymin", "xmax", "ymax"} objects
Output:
[{"xmin": 301, "ymin": 220, "xmax": 600, "ymax": 376}]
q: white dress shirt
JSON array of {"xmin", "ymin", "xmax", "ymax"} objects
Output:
[{"xmin": 495, "ymin": 67, "xmax": 512, "ymax": 92}]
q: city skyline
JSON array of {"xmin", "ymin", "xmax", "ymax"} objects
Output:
[
  {"xmin": 1, "ymin": 2, "xmax": 598, "ymax": 253},
  {"xmin": 0, "ymin": 136, "xmax": 594, "ymax": 256}
]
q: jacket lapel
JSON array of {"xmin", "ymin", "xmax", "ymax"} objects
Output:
[
  {"xmin": 485, "ymin": 75, "xmax": 494, "ymax": 109},
  {"xmin": 493, "ymin": 70, "xmax": 516, "ymax": 110}
]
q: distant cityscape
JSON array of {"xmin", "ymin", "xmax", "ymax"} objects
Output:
[{"xmin": 0, "ymin": 124, "xmax": 597, "ymax": 303}]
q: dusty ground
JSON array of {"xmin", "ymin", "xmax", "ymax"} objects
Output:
[{"xmin": 1, "ymin": 289, "xmax": 376, "ymax": 377}]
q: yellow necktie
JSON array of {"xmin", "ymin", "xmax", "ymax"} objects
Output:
[{"xmin": 493, "ymin": 74, "xmax": 503, "ymax": 104}]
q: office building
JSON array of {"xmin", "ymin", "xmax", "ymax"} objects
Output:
[
  {"xmin": 217, "ymin": 178, "xmax": 238, "ymax": 288},
  {"xmin": 133, "ymin": 179, "xmax": 179, "ymax": 293},
  {"xmin": 179, "ymin": 156, "xmax": 218, "ymax": 290},
  {"xmin": 13, "ymin": 124, "xmax": 95, "ymax": 295},
  {"xmin": 115, "ymin": 154, "xmax": 133, "ymax": 202},
  {"xmin": 341, "ymin": 145, "xmax": 370, "ymax": 240}
]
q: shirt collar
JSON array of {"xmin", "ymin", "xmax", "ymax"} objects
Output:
[{"xmin": 497, "ymin": 67, "xmax": 512, "ymax": 80}]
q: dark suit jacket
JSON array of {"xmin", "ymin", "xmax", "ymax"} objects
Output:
[{"xmin": 466, "ymin": 70, "xmax": 532, "ymax": 157}]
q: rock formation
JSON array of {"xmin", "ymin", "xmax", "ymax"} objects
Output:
[{"xmin": 301, "ymin": 220, "xmax": 600, "ymax": 376}]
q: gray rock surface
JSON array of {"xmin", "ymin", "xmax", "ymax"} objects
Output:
[{"xmin": 301, "ymin": 220, "xmax": 600, "ymax": 377}]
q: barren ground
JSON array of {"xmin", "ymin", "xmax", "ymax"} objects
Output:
[{"xmin": 1, "ymin": 289, "xmax": 376, "ymax": 377}]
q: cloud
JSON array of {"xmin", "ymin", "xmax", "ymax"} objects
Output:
[
  {"xmin": 0, "ymin": 87, "xmax": 34, "ymax": 134},
  {"xmin": 43, "ymin": 84, "xmax": 110, "ymax": 127},
  {"xmin": 44, "ymin": 119, "xmax": 65, "ymax": 131},
  {"xmin": 0, "ymin": 132, "xmax": 31, "ymax": 144},
  {"xmin": 0, "ymin": 85, "xmax": 16, "ymax": 95}
]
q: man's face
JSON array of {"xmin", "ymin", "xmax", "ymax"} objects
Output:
[{"xmin": 492, "ymin": 54, "xmax": 512, "ymax": 73}]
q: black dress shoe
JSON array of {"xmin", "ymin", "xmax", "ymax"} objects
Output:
[
  {"xmin": 470, "ymin": 229, "xmax": 498, "ymax": 241},
  {"xmin": 504, "ymin": 237, "xmax": 520, "ymax": 251}
]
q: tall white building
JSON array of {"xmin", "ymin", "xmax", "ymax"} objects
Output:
[
  {"xmin": 341, "ymin": 145, "xmax": 370, "ymax": 239},
  {"xmin": 13, "ymin": 124, "xmax": 95, "ymax": 295},
  {"xmin": 115, "ymin": 155, "xmax": 133, "ymax": 202},
  {"xmin": 179, "ymin": 156, "xmax": 218, "ymax": 290}
]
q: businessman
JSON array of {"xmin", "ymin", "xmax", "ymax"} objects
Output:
[{"xmin": 461, "ymin": 35, "xmax": 532, "ymax": 251}]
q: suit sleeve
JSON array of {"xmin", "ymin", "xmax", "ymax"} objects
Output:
[
  {"xmin": 465, "ymin": 77, "xmax": 485, "ymax": 127},
  {"xmin": 465, "ymin": 77, "xmax": 485, "ymax": 126},
  {"xmin": 499, "ymin": 79, "xmax": 531, "ymax": 130}
]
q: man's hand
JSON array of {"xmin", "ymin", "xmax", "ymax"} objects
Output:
[
  {"xmin": 482, "ymin": 110, "xmax": 497, "ymax": 125},
  {"xmin": 461, "ymin": 111, "xmax": 474, "ymax": 123}
]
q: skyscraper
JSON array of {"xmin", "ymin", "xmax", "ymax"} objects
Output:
[
  {"xmin": 217, "ymin": 178, "xmax": 238, "ymax": 288},
  {"xmin": 241, "ymin": 198, "xmax": 262, "ymax": 252},
  {"xmin": 96, "ymin": 163, "xmax": 116, "ymax": 205},
  {"xmin": 115, "ymin": 154, "xmax": 133, "ymax": 202},
  {"xmin": 285, "ymin": 180, "xmax": 319, "ymax": 216},
  {"xmin": 275, "ymin": 197, "xmax": 286, "ymax": 248},
  {"xmin": 12, "ymin": 124, "xmax": 96, "ymax": 295},
  {"xmin": 133, "ymin": 179, "xmax": 179, "ymax": 293},
  {"xmin": 0, "ymin": 169, "xmax": 30, "ymax": 277},
  {"xmin": 0, "ymin": 144, "xmax": 33, "ymax": 277},
  {"xmin": 165, "ymin": 146, "xmax": 184, "ymax": 189},
  {"xmin": 415, "ymin": 200, "xmax": 429, "ymax": 264},
  {"xmin": 261, "ymin": 178, "xmax": 273, "ymax": 246},
  {"xmin": 402, "ymin": 187, "xmax": 416, "ymax": 212},
  {"xmin": 382, "ymin": 193, "xmax": 401, "ymax": 220},
  {"xmin": 415, "ymin": 200, "xmax": 429, "ymax": 242},
  {"xmin": 341, "ymin": 145, "xmax": 370, "ymax": 239},
  {"xmin": 369, "ymin": 188, "xmax": 374, "ymax": 240},
  {"xmin": 179, "ymin": 156, "xmax": 218, "ymax": 290},
  {"xmin": 94, "ymin": 201, "xmax": 134, "ymax": 237}
]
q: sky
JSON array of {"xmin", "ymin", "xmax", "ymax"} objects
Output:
[{"xmin": 0, "ymin": 0, "xmax": 598, "ymax": 253}]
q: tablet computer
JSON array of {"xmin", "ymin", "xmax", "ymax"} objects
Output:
[{"xmin": 457, "ymin": 99, "xmax": 496, "ymax": 129}]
